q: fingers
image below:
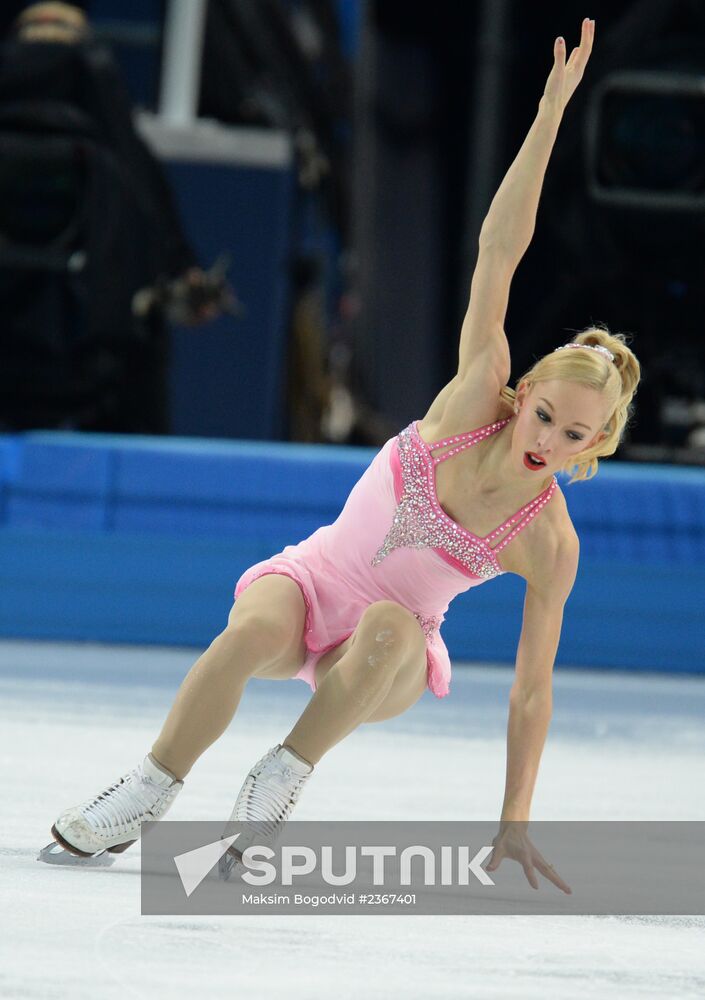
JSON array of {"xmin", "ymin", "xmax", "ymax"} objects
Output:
[
  {"xmin": 523, "ymin": 855, "xmax": 573, "ymax": 894},
  {"xmin": 489, "ymin": 844, "xmax": 573, "ymax": 894},
  {"xmin": 487, "ymin": 832, "xmax": 573, "ymax": 894},
  {"xmin": 565, "ymin": 17, "xmax": 594, "ymax": 67},
  {"xmin": 553, "ymin": 35, "xmax": 565, "ymax": 66},
  {"xmin": 575, "ymin": 17, "xmax": 594, "ymax": 63},
  {"xmin": 489, "ymin": 844, "xmax": 540, "ymax": 890},
  {"xmin": 522, "ymin": 860, "xmax": 539, "ymax": 890},
  {"xmin": 485, "ymin": 847, "xmax": 502, "ymax": 872},
  {"xmin": 535, "ymin": 857, "xmax": 572, "ymax": 895}
]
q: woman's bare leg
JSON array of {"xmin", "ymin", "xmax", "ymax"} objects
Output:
[
  {"xmin": 281, "ymin": 601, "xmax": 427, "ymax": 766},
  {"xmin": 151, "ymin": 575, "xmax": 308, "ymax": 780}
]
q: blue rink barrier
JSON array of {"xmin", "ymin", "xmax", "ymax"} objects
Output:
[{"xmin": 0, "ymin": 431, "xmax": 703, "ymax": 675}]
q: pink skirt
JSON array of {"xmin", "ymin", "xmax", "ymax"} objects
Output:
[{"xmin": 234, "ymin": 544, "xmax": 451, "ymax": 698}]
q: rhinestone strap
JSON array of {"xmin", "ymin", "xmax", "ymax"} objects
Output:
[
  {"xmin": 371, "ymin": 421, "xmax": 557, "ymax": 575},
  {"xmin": 491, "ymin": 481, "xmax": 557, "ymax": 552},
  {"xmin": 420, "ymin": 419, "xmax": 557, "ymax": 548},
  {"xmin": 429, "ymin": 418, "xmax": 513, "ymax": 465}
]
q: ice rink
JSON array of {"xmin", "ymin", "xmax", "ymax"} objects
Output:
[{"xmin": 1, "ymin": 638, "xmax": 704, "ymax": 999}]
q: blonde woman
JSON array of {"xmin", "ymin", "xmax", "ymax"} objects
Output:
[{"xmin": 47, "ymin": 18, "xmax": 640, "ymax": 891}]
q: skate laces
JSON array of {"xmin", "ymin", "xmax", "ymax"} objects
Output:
[
  {"xmin": 83, "ymin": 768, "xmax": 175, "ymax": 836},
  {"xmin": 234, "ymin": 749, "xmax": 310, "ymax": 839}
]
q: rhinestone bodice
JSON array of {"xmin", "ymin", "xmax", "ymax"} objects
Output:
[{"xmin": 371, "ymin": 419, "xmax": 557, "ymax": 579}]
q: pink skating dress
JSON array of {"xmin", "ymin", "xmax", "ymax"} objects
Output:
[{"xmin": 234, "ymin": 417, "xmax": 557, "ymax": 698}]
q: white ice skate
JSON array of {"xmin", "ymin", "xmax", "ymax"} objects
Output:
[
  {"xmin": 219, "ymin": 744, "xmax": 314, "ymax": 881},
  {"xmin": 38, "ymin": 753, "xmax": 183, "ymax": 866}
]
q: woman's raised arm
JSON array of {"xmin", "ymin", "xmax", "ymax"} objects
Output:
[{"xmin": 456, "ymin": 18, "xmax": 595, "ymax": 383}]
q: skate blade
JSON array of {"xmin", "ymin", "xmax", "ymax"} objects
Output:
[
  {"xmin": 218, "ymin": 846, "xmax": 245, "ymax": 882},
  {"xmin": 37, "ymin": 841, "xmax": 116, "ymax": 868}
]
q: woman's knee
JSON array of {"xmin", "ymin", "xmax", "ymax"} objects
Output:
[
  {"xmin": 356, "ymin": 601, "xmax": 425, "ymax": 663},
  {"xmin": 222, "ymin": 606, "xmax": 301, "ymax": 661}
]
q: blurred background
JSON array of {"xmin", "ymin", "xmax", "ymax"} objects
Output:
[{"xmin": 1, "ymin": 0, "xmax": 704, "ymax": 463}]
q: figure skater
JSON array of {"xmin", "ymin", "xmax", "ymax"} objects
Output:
[{"xmin": 46, "ymin": 18, "xmax": 639, "ymax": 891}]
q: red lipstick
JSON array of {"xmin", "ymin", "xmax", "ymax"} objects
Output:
[{"xmin": 523, "ymin": 452, "xmax": 546, "ymax": 470}]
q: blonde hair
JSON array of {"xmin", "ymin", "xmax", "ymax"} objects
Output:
[{"xmin": 499, "ymin": 325, "xmax": 642, "ymax": 484}]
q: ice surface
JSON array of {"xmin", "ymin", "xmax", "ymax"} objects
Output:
[{"xmin": 1, "ymin": 639, "xmax": 704, "ymax": 999}]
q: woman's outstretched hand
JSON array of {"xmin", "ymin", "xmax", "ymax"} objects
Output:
[
  {"xmin": 485, "ymin": 824, "xmax": 572, "ymax": 894},
  {"xmin": 542, "ymin": 17, "xmax": 595, "ymax": 118}
]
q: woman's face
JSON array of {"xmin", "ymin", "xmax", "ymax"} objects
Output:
[{"xmin": 511, "ymin": 378, "xmax": 609, "ymax": 478}]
